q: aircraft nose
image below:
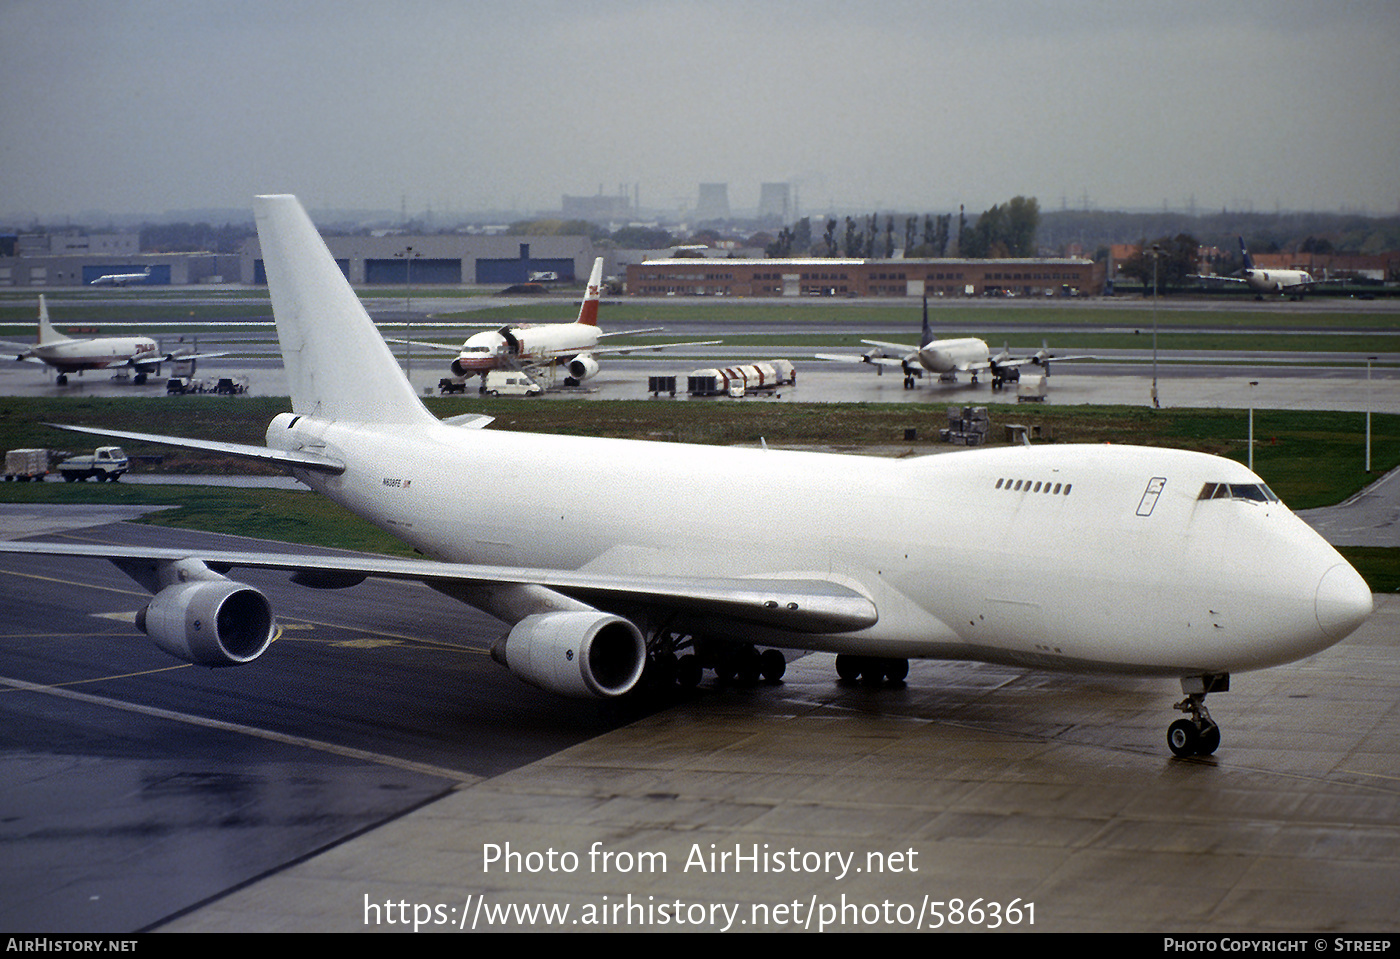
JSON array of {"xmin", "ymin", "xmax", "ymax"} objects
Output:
[{"xmin": 1315, "ymin": 562, "xmax": 1373, "ymax": 641}]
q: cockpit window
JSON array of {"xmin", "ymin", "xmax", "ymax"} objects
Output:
[
  {"xmin": 1230, "ymin": 483, "xmax": 1278, "ymax": 503},
  {"xmin": 1199, "ymin": 482, "xmax": 1279, "ymax": 503}
]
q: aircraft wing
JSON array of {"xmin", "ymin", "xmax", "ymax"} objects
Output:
[
  {"xmin": 381, "ymin": 328, "xmax": 674, "ymax": 355},
  {"xmin": 5, "ymin": 348, "xmax": 46, "ymax": 364},
  {"xmin": 1187, "ymin": 274, "xmax": 1248, "ymax": 285},
  {"xmin": 994, "ymin": 353, "xmax": 1096, "ymax": 369},
  {"xmin": 816, "ymin": 353, "xmax": 910, "ymax": 371},
  {"xmin": 859, "ymin": 339, "xmax": 919, "ymax": 359},
  {"xmin": 597, "ymin": 327, "xmax": 664, "ymax": 339},
  {"xmin": 43, "ymin": 422, "xmax": 346, "ymax": 473},
  {"xmin": 818, "ymin": 340, "xmax": 919, "ymax": 369},
  {"xmin": 1, "ymin": 340, "xmax": 48, "ymax": 363},
  {"xmin": 0, "ymin": 540, "xmax": 878, "ymax": 635},
  {"xmin": 383, "ymin": 337, "xmax": 463, "ymax": 353},
  {"xmin": 1034, "ymin": 353, "xmax": 1095, "ymax": 364},
  {"xmin": 585, "ymin": 339, "xmax": 721, "ymax": 357},
  {"xmin": 157, "ymin": 349, "xmax": 232, "ymax": 363},
  {"xmin": 1278, "ymin": 277, "xmax": 1336, "ymax": 292}
]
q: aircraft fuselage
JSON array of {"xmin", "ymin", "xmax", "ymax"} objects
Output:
[
  {"xmin": 270, "ymin": 414, "xmax": 1370, "ymax": 678},
  {"xmin": 1243, "ymin": 268, "xmax": 1315, "ymax": 294},
  {"xmin": 453, "ymin": 323, "xmax": 601, "ymax": 375},
  {"xmin": 917, "ymin": 337, "xmax": 990, "ymax": 374},
  {"xmin": 33, "ymin": 336, "xmax": 160, "ymax": 373}
]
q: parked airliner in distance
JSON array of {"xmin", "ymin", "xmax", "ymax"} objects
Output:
[
  {"xmin": 818, "ymin": 297, "xmax": 1091, "ymax": 389},
  {"xmin": 90, "ymin": 266, "xmax": 153, "ymax": 287},
  {"xmin": 1190, "ymin": 237, "xmax": 1321, "ymax": 299},
  {"xmin": 0, "ymin": 295, "xmax": 224, "ymax": 384},
  {"xmin": 0, "ymin": 195, "xmax": 1372, "ymax": 759},
  {"xmin": 405, "ymin": 257, "xmax": 718, "ymax": 391}
]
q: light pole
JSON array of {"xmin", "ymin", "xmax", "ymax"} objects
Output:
[
  {"xmin": 396, "ymin": 245, "xmax": 422, "ymax": 384},
  {"xmin": 1247, "ymin": 380, "xmax": 1259, "ymax": 471},
  {"xmin": 1366, "ymin": 356, "xmax": 1376, "ymax": 473},
  {"xmin": 1145, "ymin": 244, "xmax": 1165, "ymax": 408}
]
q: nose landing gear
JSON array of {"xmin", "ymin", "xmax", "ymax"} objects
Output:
[{"xmin": 1167, "ymin": 673, "xmax": 1228, "ymax": 758}]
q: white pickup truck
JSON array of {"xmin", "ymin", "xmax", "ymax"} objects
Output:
[{"xmin": 58, "ymin": 446, "xmax": 129, "ymax": 482}]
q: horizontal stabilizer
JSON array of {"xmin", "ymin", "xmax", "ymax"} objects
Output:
[
  {"xmin": 441, "ymin": 413, "xmax": 495, "ymax": 429},
  {"xmin": 44, "ymin": 422, "xmax": 345, "ymax": 473}
]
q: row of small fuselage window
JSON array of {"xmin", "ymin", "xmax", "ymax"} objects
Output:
[
  {"xmin": 995, "ymin": 477, "xmax": 1071, "ymax": 495},
  {"xmin": 1198, "ymin": 482, "xmax": 1279, "ymax": 503}
]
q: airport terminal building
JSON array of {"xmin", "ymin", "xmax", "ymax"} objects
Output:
[{"xmin": 625, "ymin": 256, "xmax": 1104, "ymax": 297}]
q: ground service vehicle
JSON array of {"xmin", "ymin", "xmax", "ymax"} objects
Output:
[
  {"xmin": 57, "ymin": 446, "xmax": 129, "ymax": 482},
  {"xmin": 4, "ymin": 448, "xmax": 49, "ymax": 481}
]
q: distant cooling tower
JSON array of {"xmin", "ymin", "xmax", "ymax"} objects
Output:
[
  {"xmin": 758, "ymin": 182, "xmax": 791, "ymax": 221},
  {"xmin": 696, "ymin": 183, "xmax": 730, "ymax": 220}
]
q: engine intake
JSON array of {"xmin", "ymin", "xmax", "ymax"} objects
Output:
[
  {"xmin": 137, "ymin": 580, "xmax": 275, "ymax": 667},
  {"xmin": 566, "ymin": 354, "xmax": 600, "ymax": 381},
  {"xmin": 491, "ymin": 610, "xmax": 646, "ymax": 699}
]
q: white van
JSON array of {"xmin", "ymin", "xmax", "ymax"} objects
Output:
[{"xmin": 484, "ymin": 371, "xmax": 543, "ymax": 397}]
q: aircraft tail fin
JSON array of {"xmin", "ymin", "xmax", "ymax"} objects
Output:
[
  {"xmin": 1238, "ymin": 236, "xmax": 1254, "ymax": 271},
  {"xmin": 36, "ymin": 295, "xmax": 69, "ymax": 345},
  {"xmin": 575, "ymin": 257, "xmax": 604, "ymax": 327},
  {"xmin": 919, "ymin": 295, "xmax": 933, "ymax": 348},
  {"xmin": 253, "ymin": 195, "xmax": 432, "ymax": 425}
]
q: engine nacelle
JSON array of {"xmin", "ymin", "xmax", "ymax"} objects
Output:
[
  {"xmin": 566, "ymin": 354, "xmax": 600, "ymax": 381},
  {"xmin": 491, "ymin": 611, "xmax": 646, "ymax": 699},
  {"xmin": 136, "ymin": 580, "xmax": 275, "ymax": 667}
]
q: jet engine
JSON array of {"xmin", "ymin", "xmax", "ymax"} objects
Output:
[
  {"xmin": 136, "ymin": 579, "xmax": 275, "ymax": 667},
  {"xmin": 490, "ymin": 610, "xmax": 646, "ymax": 699},
  {"xmin": 566, "ymin": 354, "xmax": 600, "ymax": 381}
]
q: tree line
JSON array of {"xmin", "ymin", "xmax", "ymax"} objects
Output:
[{"xmin": 764, "ymin": 197, "xmax": 1040, "ymax": 259}]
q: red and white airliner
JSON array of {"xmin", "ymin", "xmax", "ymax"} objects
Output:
[{"xmin": 410, "ymin": 258, "xmax": 718, "ymax": 391}]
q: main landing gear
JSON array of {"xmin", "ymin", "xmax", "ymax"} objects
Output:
[
  {"xmin": 647, "ymin": 635, "xmax": 787, "ymax": 692},
  {"xmin": 1167, "ymin": 673, "xmax": 1228, "ymax": 758},
  {"xmin": 835, "ymin": 654, "xmax": 908, "ymax": 685}
]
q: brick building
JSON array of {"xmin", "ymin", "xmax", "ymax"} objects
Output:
[{"xmin": 626, "ymin": 257, "xmax": 1102, "ymax": 297}]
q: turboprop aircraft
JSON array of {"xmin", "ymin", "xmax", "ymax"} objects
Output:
[
  {"xmin": 817, "ymin": 297, "xmax": 1091, "ymax": 389},
  {"xmin": 406, "ymin": 257, "xmax": 719, "ymax": 391},
  {"xmin": 0, "ymin": 195, "xmax": 1372, "ymax": 759},
  {"xmin": 0, "ymin": 295, "xmax": 225, "ymax": 384},
  {"xmin": 1189, "ymin": 237, "xmax": 1322, "ymax": 299}
]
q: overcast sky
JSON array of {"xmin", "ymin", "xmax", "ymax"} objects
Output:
[{"xmin": 2, "ymin": 0, "xmax": 1397, "ymax": 222}]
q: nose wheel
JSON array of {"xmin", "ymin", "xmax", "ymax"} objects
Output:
[
  {"xmin": 1167, "ymin": 673, "xmax": 1228, "ymax": 757},
  {"xmin": 1167, "ymin": 715, "xmax": 1220, "ymax": 757}
]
